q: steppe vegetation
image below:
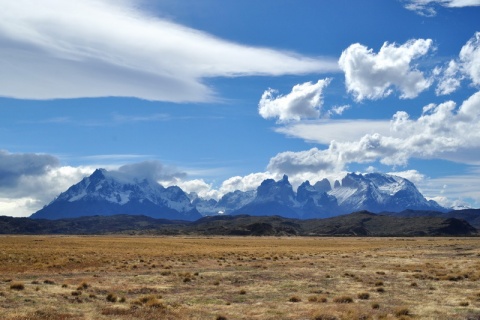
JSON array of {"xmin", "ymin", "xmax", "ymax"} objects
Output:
[{"xmin": 1, "ymin": 236, "xmax": 480, "ymax": 319}]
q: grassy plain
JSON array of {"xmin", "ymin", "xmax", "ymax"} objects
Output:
[{"xmin": 1, "ymin": 236, "xmax": 480, "ymax": 319}]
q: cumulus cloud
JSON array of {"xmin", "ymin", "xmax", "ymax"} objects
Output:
[
  {"xmin": 434, "ymin": 60, "xmax": 463, "ymax": 95},
  {"xmin": 167, "ymin": 179, "xmax": 221, "ymax": 200},
  {"xmin": 268, "ymin": 90, "xmax": 480, "ymax": 176},
  {"xmin": 435, "ymin": 32, "xmax": 480, "ymax": 95},
  {"xmin": 0, "ymin": 153, "xmax": 190, "ymax": 217},
  {"xmin": 0, "ymin": 0, "xmax": 338, "ymax": 102},
  {"xmin": 459, "ymin": 32, "xmax": 480, "ymax": 86},
  {"xmin": 0, "ymin": 164, "xmax": 94, "ymax": 217},
  {"xmin": 0, "ymin": 150, "xmax": 59, "ymax": 188},
  {"xmin": 219, "ymin": 172, "xmax": 275, "ymax": 194},
  {"xmin": 404, "ymin": 0, "xmax": 480, "ymax": 16},
  {"xmin": 258, "ymin": 79, "xmax": 331, "ymax": 122},
  {"xmin": 339, "ymin": 39, "xmax": 434, "ymax": 101}
]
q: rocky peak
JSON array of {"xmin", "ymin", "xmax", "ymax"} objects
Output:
[{"xmin": 314, "ymin": 178, "xmax": 332, "ymax": 193}]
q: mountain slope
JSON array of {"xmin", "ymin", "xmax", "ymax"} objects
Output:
[
  {"xmin": 31, "ymin": 169, "xmax": 202, "ymax": 221},
  {"xmin": 233, "ymin": 173, "xmax": 444, "ymax": 218},
  {"xmin": 30, "ymin": 169, "xmax": 447, "ymax": 221}
]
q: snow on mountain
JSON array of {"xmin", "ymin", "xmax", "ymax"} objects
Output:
[
  {"xmin": 31, "ymin": 168, "xmax": 201, "ymax": 220},
  {"xmin": 328, "ymin": 173, "xmax": 445, "ymax": 214},
  {"xmin": 31, "ymin": 168, "xmax": 446, "ymax": 220}
]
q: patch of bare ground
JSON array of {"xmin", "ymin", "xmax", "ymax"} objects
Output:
[{"xmin": 1, "ymin": 236, "xmax": 480, "ymax": 319}]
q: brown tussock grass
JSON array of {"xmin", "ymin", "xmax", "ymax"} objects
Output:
[{"xmin": 1, "ymin": 236, "xmax": 480, "ymax": 319}]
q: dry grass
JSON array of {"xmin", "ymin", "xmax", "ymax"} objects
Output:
[{"xmin": 1, "ymin": 236, "xmax": 480, "ymax": 319}]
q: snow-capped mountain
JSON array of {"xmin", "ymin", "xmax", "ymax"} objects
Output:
[
  {"xmin": 230, "ymin": 172, "xmax": 444, "ymax": 218},
  {"xmin": 232, "ymin": 173, "xmax": 445, "ymax": 218},
  {"xmin": 31, "ymin": 169, "xmax": 446, "ymax": 220},
  {"xmin": 328, "ymin": 173, "xmax": 445, "ymax": 214},
  {"xmin": 31, "ymin": 169, "xmax": 202, "ymax": 220}
]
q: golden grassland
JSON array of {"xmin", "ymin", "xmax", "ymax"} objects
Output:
[{"xmin": 1, "ymin": 236, "xmax": 480, "ymax": 319}]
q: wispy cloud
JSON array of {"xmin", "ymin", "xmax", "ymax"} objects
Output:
[
  {"xmin": 275, "ymin": 119, "xmax": 391, "ymax": 145},
  {"xmin": 403, "ymin": 0, "xmax": 480, "ymax": 16},
  {"xmin": 111, "ymin": 113, "xmax": 170, "ymax": 123},
  {"xmin": 0, "ymin": 0, "xmax": 338, "ymax": 102}
]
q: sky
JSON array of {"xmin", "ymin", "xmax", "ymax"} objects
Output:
[{"xmin": 1, "ymin": 0, "xmax": 480, "ymax": 217}]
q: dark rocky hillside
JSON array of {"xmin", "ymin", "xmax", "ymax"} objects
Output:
[{"xmin": 1, "ymin": 211, "xmax": 477, "ymax": 236}]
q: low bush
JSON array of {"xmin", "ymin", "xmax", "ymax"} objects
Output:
[
  {"xmin": 333, "ymin": 295, "xmax": 353, "ymax": 303},
  {"xmin": 357, "ymin": 292, "xmax": 370, "ymax": 300},
  {"xmin": 10, "ymin": 282, "xmax": 25, "ymax": 290}
]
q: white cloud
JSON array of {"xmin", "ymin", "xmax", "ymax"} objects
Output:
[
  {"xmin": 404, "ymin": 0, "xmax": 480, "ymax": 16},
  {"xmin": 0, "ymin": 165, "xmax": 94, "ymax": 217},
  {"xmin": 268, "ymin": 90, "xmax": 480, "ymax": 176},
  {"xmin": 459, "ymin": 32, "xmax": 480, "ymax": 86},
  {"xmin": 0, "ymin": 150, "xmax": 59, "ymax": 188},
  {"xmin": 114, "ymin": 160, "xmax": 186, "ymax": 183},
  {"xmin": 219, "ymin": 172, "xmax": 275, "ymax": 194},
  {"xmin": 275, "ymin": 119, "xmax": 391, "ymax": 144},
  {"xmin": 387, "ymin": 169, "xmax": 426, "ymax": 185},
  {"xmin": 0, "ymin": 0, "xmax": 338, "ymax": 102},
  {"xmin": 434, "ymin": 60, "xmax": 463, "ymax": 95},
  {"xmin": 338, "ymin": 39, "xmax": 434, "ymax": 101},
  {"xmin": 258, "ymin": 79, "xmax": 331, "ymax": 122},
  {"xmin": 167, "ymin": 179, "xmax": 221, "ymax": 200},
  {"xmin": 435, "ymin": 32, "xmax": 480, "ymax": 95},
  {"xmin": 419, "ymin": 168, "xmax": 480, "ymax": 208},
  {"xmin": 326, "ymin": 105, "xmax": 350, "ymax": 118}
]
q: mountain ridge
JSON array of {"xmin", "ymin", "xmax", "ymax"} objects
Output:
[{"xmin": 31, "ymin": 169, "xmax": 446, "ymax": 221}]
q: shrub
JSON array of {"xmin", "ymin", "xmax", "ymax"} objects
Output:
[
  {"xmin": 43, "ymin": 280, "xmax": 55, "ymax": 285},
  {"xmin": 10, "ymin": 282, "xmax": 25, "ymax": 290},
  {"xmin": 77, "ymin": 282, "xmax": 89, "ymax": 290},
  {"xmin": 357, "ymin": 292, "xmax": 370, "ymax": 300},
  {"xmin": 459, "ymin": 301, "xmax": 469, "ymax": 307},
  {"xmin": 371, "ymin": 302, "xmax": 380, "ymax": 309},
  {"xmin": 374, "ymin": 281, "xmax": 384, "ymax": 286},
  {"xmin": 313, "ymin": 314, "xmax": 338, "ymax": 320},
  {"xmin": 289, "ymin": 296, "xmax": 301, "ymax": 302},
  {"xmin": 106, "ymin": 293, "xmax": 118, "ymax": 303},
  {"xmin": 239, "ymin": 289, "xmax": 246, "ymax": 295},
  {"xmin": 394, "ymin": 307, "xmax": 410, "ymax": 317},
  {"xmin": 376, "ymin": 287, "xmax": 385, "ymax": 293},
  {"xmin": 71, "ymin": 291, "xmax": 81, "ymax": 296},
  {"xmin": 333, "ymin": 296, "xmax": 353, "ymax": 303},
  {"xmin": 309, "ymin": 295, "xmax": 327, "ymax": 303},
  {"xmin": 216, "ymin": 316, "xmax": 228, "ymax": 320},
  {"xmin": 145, "ymin": 298, "xmax": 165, "ymax": 309}
]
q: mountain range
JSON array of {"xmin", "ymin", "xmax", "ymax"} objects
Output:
[{"xmin": 31, "ymin": 168, "xmax": 446, "ymax": 220}]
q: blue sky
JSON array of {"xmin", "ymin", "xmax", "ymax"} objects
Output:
[{"xmin": 1, "ymin": 0, "xmax": 480, "ymax": 216}]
